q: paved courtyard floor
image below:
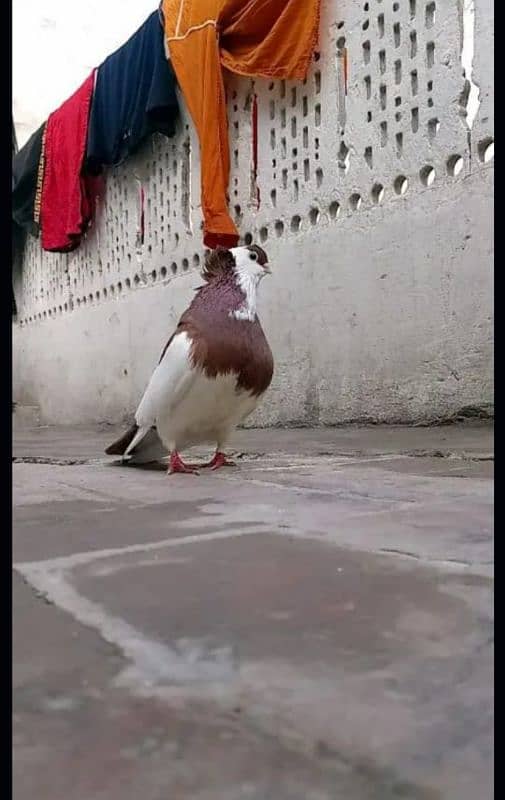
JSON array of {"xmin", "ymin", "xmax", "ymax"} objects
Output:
[{"xmin": 13, "ymin": 422, "xmax": 493, "ymax": 800}]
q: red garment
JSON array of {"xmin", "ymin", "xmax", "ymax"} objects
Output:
[{"xmin": 41, "ymin": 72, "xmax": 99, "ymax": 252}]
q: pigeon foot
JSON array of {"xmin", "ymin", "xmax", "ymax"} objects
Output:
[{"xmin": 168, "ymin": 451, "xmax": 199, "ymax": 475}]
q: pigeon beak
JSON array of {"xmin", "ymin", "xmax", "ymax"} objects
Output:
[{"xmin": 263, "ymin": 263, "xmax": 272, "ymax": 274}]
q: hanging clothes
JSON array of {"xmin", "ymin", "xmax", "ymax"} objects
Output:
[
  {"xmin": 161, "ymin": 0, "xmax": 321, "ymax": 249},
  {"xmin": 85, "ymin": 11, "xmax": 179, "ymax": 173},
  {"xmin": 12, "ymin": 123, "xmax": 45, "ymax": 236},
  {"xmin": 40, "ymin": 71, "xmax": 100, "ymax": 252}
]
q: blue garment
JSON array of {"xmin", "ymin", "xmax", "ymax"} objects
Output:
[{"xmin": 85, "ymin": 11, "xmax": 178, "ymax": 172}]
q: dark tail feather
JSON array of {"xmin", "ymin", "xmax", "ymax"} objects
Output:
[{"xmin": 105, "ymin": 423, "xmax": 139, "ymax": 456}]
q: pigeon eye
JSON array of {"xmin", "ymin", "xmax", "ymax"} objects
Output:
[{"xmin": 249, "ymin": 251, "xmax": 258, "ymax": 261}]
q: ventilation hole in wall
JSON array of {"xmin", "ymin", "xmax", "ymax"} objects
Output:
[
  {"xmin": 363, "ymin": 19, "xmax": 370, "ymax": 31},
  {"xmin": 259, "ymin": 226, "xmax": 268, "ymax": 243},
  {"xmin": 95, "ymin": 291, "xmax": 100, "ymax": 300},
  {"xmin": 367, "ymin": 111, "xmax": 372, "ymax": 122},
  {"xmin": 411, "ymin": 70, "xmax": 419, "ymax": 95},
  {"xmin": 393, "ymin": 1, "xmax": 399, "ymax": 9},
  {"xmin": 365, "ymin": 146, "xmax": 373, "ymax": 168},
  {"xmin": 371, "ymin": 183, "xmax": 385, "ymax": 204},
  {"xmin": 338, "ymin": 141, "xmax": 350, "ymax": 173},
  {"xmin": 280, "ymin": 108, "xmax": 286, "ymax": 129},
  {"xmin": 427, "ymin": 80, "xmax": 433, "ymax": 92},
  {"xmin": 193, "ymin": 254, "xmax": 201, "ymax": 268},
  {"xmin": 364, "ymin": 75, "xmax": 372, "ymax": 99},
  {"xmin": 393, "ymin": 23, "xmax": 401, "ymax": 47},
  {"xmin": 316, "ymin": 168, "xmax": 324, "ymax": 187},
  {"xmin": 377, "ymin": 15, "xmax": 384, "ymax": 37},
  {"xmin": 150, "ymin": 270, "xmax": 157, "ymax": 282},
  {"xmin": 314, "ymin": 51, "xmax": 321, "ymax": 62},
  {"xmin": 182, "ymin": 258, "xmax": 189, "ymax": 271},
  {"xmin": 292, "ymin": 147, "xmax": 298, "ymax": 158},
  {"xmin": 420, "ymin": 165, "xmax": 435, "ymax": 186},
  {"xmin": 315, "ymin": 71, "xmax": 321, "ymax": 94},
  {"xmin": 300, "ymin": 97, "xmax": 308, "ymax": 120},
  {"xmin": 174, "ymin": 233, "xmax": 180, "ymax": 246},
  {"xmin": 379, "ymin": 84, "xmax": 387, "ymax": 110},
  {"xmin": 293, "ymin": 178, "xmax": 299, "ymax": 200},
  {"xmin": 170, "ymin": 262, "xmax": 178, "ymax": 275},
  {"xmin": 410, "ymin": 31, "xmax": 418, "ymax": 57},
  {"xmin": 363, "ymin": 40, "xmax": 371, "ymax": 63},
  {"xmin": 82, "ymin": 296, "xmax": 88, "ymax": 305},
  {"xmin": 425, "ymin": 1, "xmax": 435, "ymax": 27},
  {"xmin": 395, "ymin": 60, "xmax": 402, "ymax": 84},
  {"xmin": 394, "ymin": 175, "xmax": 409, "ymax": 195},
  {"xmin": 315, "ymin": 104, "xmax": 321, "ymax": 126},
  {"xmin": 290, "ymin": 87, "xmax": 297, "ymax": 107},
  {"xmin": 446, "ymin": 154, "xmax": 464, "ymax": 176},
  {"xmin": 270, "ymin": 129, "xmax": 276, "ymax": 149},
  {"xmin": 328, "ymin": 200, "xmax": 340, "ymax": 219},
  {"xmin": 395, "ymin": 111, "xmax": 402, "ymax": 122},
  {"xmin": 428, "ymin": 117, "xmax": 440, "ymax": 139},
  {"xmin": 125, "ymin": 278, "xmax": 131, "ymax": 289},
  {"xmin": 380, "ymin": 121, "xmax": 388, "ymax": 146},
  {"xmin": 275, "ymin": 220, "xmax": 285, "ymax": 237},
  {"xmin": 302, "ymin": 126, "xmax": 309, "ymax": 149},
  {"xmin": 269, "ymin": 100, "xmax": 275, "ymax": 120},
  {"xmin": 282, "ymin": 169, "xmax": 288, "ymax": 189},
  {"xmin": 409, "ymin": 0, "xmax": 416, "ymax": 16},
  {"xmin": 268, "ymin": 81, "xmax": 274, "ymax": 91},
  {"xmin": 58, "ymin": 305, "xmax": 63, "ymax": 314},
  {"xmin": 427, "ymin": 97, "xmax": 434, "ymax": 108},
  {"xmin": 281, "ymin": 137, "xmax": 287, "ymax": 158},
  {"xmin": 309, "ymin": 207, "xmax": 320, "ymax": 225},
  {"xmin": 269, "ymin": 188, "xmax": 277, "ymax": 208},
  {"xmin": 159, "ymin": 266, "xmax": 167, "ymax": 279},
  {"xmin": 244, "ymin": 232, "xmax": 253, "ymax": 245},
  {"xmin": 349, "ymin": 193, "xmax": 362, "ymax": 211},
  {"xmin": 280, "ymin": 80, "xmax": 286, "ymax": 98},
  {"xmin": 478, "ymin": 137, "xmax": 494, "ymax": 163},
  {"xmin": 426, "ymin": 41, "xmax": 435, "ymax": 68},
  {"xmin": 64, "ymin": 303, "xmax": 68, "ymax": 312},
  {"xmin": 291, "ymin": 215, "xmax": 302, "ymax": 232},
  {"xmin": 411, "ymin": 107, "xmax": 419, "ymax": 132},
  {"xmin": 338, "ymin": 20, "xmax": 345, "ymax": 28},
  {"xmin": 291, "ymin": 117, "xmax": 297, "ymax": 138},
  {"xmin": 396, "ymin": 132, "xmax": 403, "ymax": 156},
  {"xmin": 395, "ymin": 96, "xmax": 402, "ymax": 107},
  {"xmin": 304, "ymin": 159, "xmax": 310, "ymax": 182},
  {"xmin": 364, "ymin": 1, "xmax": 369, "ymax": 8}
]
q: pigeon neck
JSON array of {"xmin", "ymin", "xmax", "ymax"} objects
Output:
[{"xmin": 230, "ymin": 269, "xmax": 261, "ymax": 322}]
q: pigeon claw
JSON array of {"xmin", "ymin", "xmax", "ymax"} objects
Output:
[
  {"xmin": 168, "ymin": 451, "xmax": 199, "ymax": 475},
  {"xmin": 208, "ymin": 451, "xmax": 236, "ymax": 471}
]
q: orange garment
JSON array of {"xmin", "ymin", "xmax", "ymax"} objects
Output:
[{"xmin": 162, "ymin": 0, "xmax": 320, "ymax": 248}]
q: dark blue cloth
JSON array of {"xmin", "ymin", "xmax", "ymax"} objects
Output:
[{"xmin": 85, "ymin": 11, "xmax": 179, "ymax": 172}]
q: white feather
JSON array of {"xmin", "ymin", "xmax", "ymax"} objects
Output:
[{"xmin": 129, "ymin": 330, "xmax": 260, "ymax": 456}]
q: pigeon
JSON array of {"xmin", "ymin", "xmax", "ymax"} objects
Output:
[{"xmin": 105, "ymin": 245, "xmax": 274, "ymax": 474}]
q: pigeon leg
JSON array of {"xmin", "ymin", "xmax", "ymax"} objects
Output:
[
  {"xmin": 167, "ymin": 451, "xmax": 199, "ymax": 475},
  {"xmin": 208, "ymin": 451, "xmax": 236, "ymax": 470}
]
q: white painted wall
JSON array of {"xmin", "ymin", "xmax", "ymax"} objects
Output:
[{"xmin": 13, "ymin": 0, "xmax": 494, "ymax": 426}]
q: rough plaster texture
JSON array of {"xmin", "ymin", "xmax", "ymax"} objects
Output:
[{"xmin": 12, "ymin": 0, "xmax": 494, "ymax": 425}]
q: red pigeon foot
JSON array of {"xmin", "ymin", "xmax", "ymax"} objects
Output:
[
  {"xmin": 208, "ymin": 452, "xmax": 236, "ymax": 470},
  {"xmin": 168, "ymin": 451, "xmax": 199, "ymax": 475}
]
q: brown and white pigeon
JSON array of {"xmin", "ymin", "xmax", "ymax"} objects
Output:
[{"xmin": 105, "ymin": 245, "xmax": 274, "ymax": 474}]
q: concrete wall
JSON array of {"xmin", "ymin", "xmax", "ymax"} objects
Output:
[{"xmin": 13, "ymin": 0, "xmax": 494, "ymax": 426}]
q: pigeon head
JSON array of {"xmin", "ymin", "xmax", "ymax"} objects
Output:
[{"xmin": 201, "ymin": 245, "xmax": 271, "ymax": 285}]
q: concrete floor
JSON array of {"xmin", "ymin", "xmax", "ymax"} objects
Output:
[{"xmin": 13, "ymin": 422, "xmax": 493, "ymax": 800}]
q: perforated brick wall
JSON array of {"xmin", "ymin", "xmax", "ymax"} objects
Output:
[{"xmin": 13, "ymin": 0, "xmax": 494, "ymax": 426}]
